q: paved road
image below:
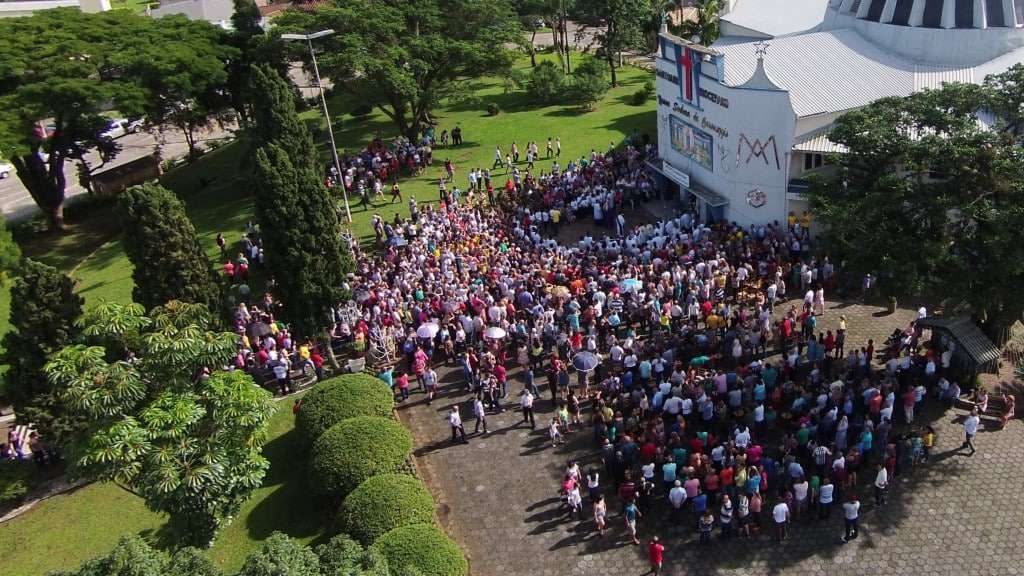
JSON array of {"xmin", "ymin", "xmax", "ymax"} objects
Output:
[
  {"xmin": 0, "ymin": 124, "xmax": 232, "ymax": 221},
  {"xmin": 395, "ymin": 268, "xmax": 1023, "ymax": 575}
]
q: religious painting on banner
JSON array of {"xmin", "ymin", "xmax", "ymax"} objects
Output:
[
  {"xmin": 673, "ymin": 42, "xmax": 701, "ymax": 108},
  {"xmin": 670, "ymin": 116, "xmax": 713, "ymax": 172}
]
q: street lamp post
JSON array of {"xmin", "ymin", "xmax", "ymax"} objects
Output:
[{"xmin": 281, "ymin": 29, "xmax": 352, "ymax": 223}]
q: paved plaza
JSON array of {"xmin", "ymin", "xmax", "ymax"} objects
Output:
[{"xmin": 397, "ymin": 300, "xmax": 1024, "ymax": 576}]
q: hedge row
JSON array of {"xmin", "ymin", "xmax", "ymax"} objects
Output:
[
  {"xmin": 371, "ymin": 524, "xmax": 468, "ymax": 576},
  {"xmin": 339, "ymin": 474, "xmax": 436, "ymax": 545},
  {"xmin": 310, "ymin": 415, "xmax": 412, "ymax": 496},
  {"xmin": 297, "ymin": 373, "xmax": 395, "ymax": 445}
]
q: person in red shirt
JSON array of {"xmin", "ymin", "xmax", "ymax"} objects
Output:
[{"xmin": 648, "ymin": 536, "xmax": 665, "ymax": 575}]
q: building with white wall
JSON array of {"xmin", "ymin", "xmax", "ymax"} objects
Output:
[
  {"xmin": 0, "ymin": 0, "xmax": 109, "ymax": 18},
  {"xmin": 150, "ymin": 0, "xmax": 234, "ymax": 28},
  {"xmin": 652, "ymin": 0, "xmax": 1024, "ymax": 227}
]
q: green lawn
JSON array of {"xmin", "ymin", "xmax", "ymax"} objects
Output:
[
  {"xmin": 0, "ymin": 54, "xmax": 655, "ymax": 574},
  {"xmin": 0, "ymin": 395, "xmax": 330, "ymax": 576}
]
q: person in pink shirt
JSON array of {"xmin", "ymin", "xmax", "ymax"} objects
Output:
[{"xmin": 396, "ymin": 372, "xmax": 410, "ymax": 402}]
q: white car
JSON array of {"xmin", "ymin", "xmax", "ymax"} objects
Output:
[
  {"xmin": 0, "ymin": 161, "xmax": 12, "ymax": 179},
  {"xmin": 100, "ymin": 118, "xmax": 143, "ymax": 140}
]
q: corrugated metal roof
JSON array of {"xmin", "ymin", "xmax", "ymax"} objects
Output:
[
  {"xmin": 793, "ymin": 129, "xmax": 848, "ymax": 153},
  {"xmin": 721, "ymin": 0, "xmax": 830, "ymax": 38},
  {"xmin": 916, "ymin": 316, "xmax": 1001, "ymax": 369},
  {"xmin": 716, "ymin": 29, "xmax": 975, "ymax": 117}
]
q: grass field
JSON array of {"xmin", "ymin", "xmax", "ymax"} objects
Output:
[{"xmin": 0, "ymin": 53, "xmax": 655, "ymax": 575}]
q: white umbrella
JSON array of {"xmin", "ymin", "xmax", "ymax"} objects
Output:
[
  {"xmin": 484, "ymin": 326, "xmax": 507, "ymax": 340},
  {"xmin": 416, "ymin": 323, "xmax": 440, "ymax": 339}
]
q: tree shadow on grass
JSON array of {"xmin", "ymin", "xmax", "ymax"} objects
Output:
[
  {"xmin": 602, "ymin": 109, "xmax": 657, "ymax": 142},
  {"xmin": 244, "ymin": 427, "xmax": 332, "ymax": 543}
]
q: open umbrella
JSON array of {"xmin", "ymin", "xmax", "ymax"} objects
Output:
[
  {"xmin": 354, "ymin": 289, "xmax": 372, "ymax": 304},
  {"xmin": 250, "ymin": 321, "xmax": 271, "ymax": 339},
  {"xmin": 620, "ymin": 278, "xmax": 643, "ymax": 293},
  {"xmin": 689, "ymin": 355, "xmax": 711, "ymax": 366},
  {"xmin": 572, "ymin": 351, "xmax": 600, "ymax": 372},
  {"xmin": 484, "ymin": 326, "xmax": 507, "ymax": 340},
  {"xmin": 416, "ymin": 322, "xmax": 440, "ymax": 339}
]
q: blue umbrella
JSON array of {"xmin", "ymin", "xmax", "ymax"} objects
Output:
[
  {"xmin": 572, "ymin": 351, "xmax": 600, "ymax": 372},
  {"xmin": 620, "ymin": 278, "xmax": 643, "ymax": 293}
]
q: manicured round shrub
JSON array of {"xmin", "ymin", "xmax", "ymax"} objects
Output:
[
  {"xmin": 486, "ymin": 102, "xmax": 500, "ymax": 116},
  {"xmin": 339, "ymin": 474, "xmax": 436, "ymax": 545},
  {"xmin": 371, "ymin": 524, "xmax": 467, "ymax": 576},
  {"xmin": 310, "ymin": 416, "xmax": 413, "ymax": 496},
  {"xmin": 297, "ymin": 373, "xmax": 395, "ymax": 445}
]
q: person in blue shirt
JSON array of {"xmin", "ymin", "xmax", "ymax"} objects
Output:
[
  {"xmin": 662, "ymin": 456, "xmax": 678, "ymax": 493},
  {"xmin": 378, "ymin": 367, "xmax": 394, "ymax": 390},
  {"xmin": 621, "ymin": 370, "xmax": 634, "ymax": 390},
  {"xmin": 692, "ymin": 490, "xmax": 708, "ymax": 515}
]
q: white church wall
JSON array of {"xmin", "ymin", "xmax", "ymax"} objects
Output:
[{"xmin": 655, "ymin": 37, "xmax": 798, "ymax": 228}]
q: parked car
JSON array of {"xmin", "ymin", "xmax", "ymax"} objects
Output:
[
  {"xmin": 0, "ymin": 161, "xmax": 12, "ymax": 179},
  {"xmin": 100, "ymin": 118, "xmax": 143, "ymax": 140}
]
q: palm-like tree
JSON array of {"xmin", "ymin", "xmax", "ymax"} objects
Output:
[{"xmin": 677, "ymin": 0, "xmax": 721, "ymax": 46}]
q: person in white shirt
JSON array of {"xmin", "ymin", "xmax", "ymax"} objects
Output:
[
  {"xmin": 668, "ymin": 479, "xmax": 687, "ymax": 512},
  {"xmin": 734, "ymin": 425, "xmax": 751, "ymax": 449},
  {"xmin": 518, "ymin": 388, "xmax": 537, "ymax": 430},
  {"xmin": 842, "ymin": 494, "xmax": 861, "ymax": 541},
  {"xmin": 773, "ymin": 501, "xmax": 790, "ymax": 541},
  {"xmin": 962, "ymin": 408, "xmax": 980, "ymax": 455},
  {"xmin": 873, "ymin": 463, "xmax": 888, "ymax": 505},
  {"xmin": 818, "ymin": 477, "xmax": 835, "ymax": 519},
  {"xmin": 448, "ymin": 406, "xmax": 468, "ymax": 444}
]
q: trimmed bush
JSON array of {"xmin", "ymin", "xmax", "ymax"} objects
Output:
[
  {"xmin": 339, "ymin": 474, "xmax": 436, "ymax": 545},
  {"xmin": 297, "ymin": 373, "xmax": 395, "ymax": 445},
  {"xmin": 310, "ymin": 416, "xmax": 413, "ymax": 496},
  {"xmin": 631, "ymin": 88, "xmax": 650, "ymax": 105},
  {"xmin": 351, "ymin": 103, "xmax": 373, "ymax": 117},
  {"xmin": 486, "ymin": 102, "xmax": 500, "ymax": 116},
  {"xmin": 371, "ymin": 524, "xmax": 467, "ymax": 576}
]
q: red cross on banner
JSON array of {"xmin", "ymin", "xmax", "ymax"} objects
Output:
[{"xmin": 681, "ymin": 46, "xmax": 694, "ymax": 102}]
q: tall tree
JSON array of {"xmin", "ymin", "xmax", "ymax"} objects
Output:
[
  {"xmin": 227, "ymin": 0, "xmax": 287, "ymax": 127},
  {"xmin": 0, "ymin": 10, "xmax": 236, "ymax": 229},
  {"xmin": 676, "ymin": 0, "xmax": 721, "ymax": 46},
  {"xmin": 249, "ymin": 66, "xmax": 353, "ymax": 341},
  {"xmin": 131, "ymin": 19, "xmax": 238, "ymax": 162},
  {"xmin": 808, "ymin": 79, "xmax": 1024, "ymax": 343},
  {"xmin": 45, "ymin": 301, "xmax": 275, "ymax": 546},
  {"xmin": 118, "ymin": 183, "xmax": 221, "ymax": 313},
  {"xmin": 2, "ymin": 258, "xmax": 83, "ymax": 443},
  {"xmin": 576, "ymin": 0, "xmax": 650, "ymax": 86},
  {"xmin": 275, "ymin": 0, "xmax": 521, "ymax": 140}
]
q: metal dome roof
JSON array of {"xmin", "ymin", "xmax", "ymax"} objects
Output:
[{"xmin": 834, "ymin": 0, "xmax": 1024, "ymax": 29}]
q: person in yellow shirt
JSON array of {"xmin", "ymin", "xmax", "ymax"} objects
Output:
[
  {"xmin": 787, "ymin": 211, "xmax": 797, "ymax": 229},
  {"xmin": 800, "ymin": 210, "xmax": 812, "ymax": 229}
]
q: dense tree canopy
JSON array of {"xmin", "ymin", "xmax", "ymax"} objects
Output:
[
  {"xmin": 275, "ymin": 0, "xmax": 521, "ymax": 140},
  {"xmin": 575, "ymin": 0, "xmax": 651, "ymax": 86},
  {"xmin": 2, "ymin": 258, "xmax": 83, "ymax": 443},
  {"xmin": 45, "ymin": 301, "xmax": 274, "ymax": 546},
  {"xmin": 0, "ymin": 9, "xmax": 235, "ymax": 228},
  {"xmin": 49, "ymin": 535, "xmax": 223, "ymax": 576},
  {"xmin": 808, "ymin": 70, "xmax": 1024, "ymax": 342},
  {"xmin": 118, "ymin": 183, "xmax": 221, "ymax": 313}
]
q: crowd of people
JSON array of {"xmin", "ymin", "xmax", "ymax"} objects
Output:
[{"xmin": 322, "ymin": 135, "xmax": 991, "ymax": 556}]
